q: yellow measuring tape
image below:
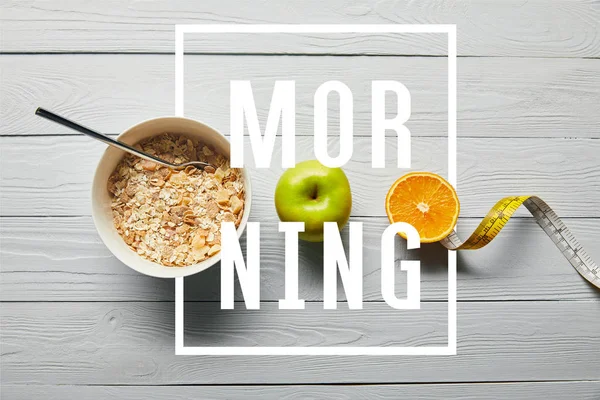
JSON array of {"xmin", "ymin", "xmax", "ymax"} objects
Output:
[{"xmin": 440, "ymin": 196, "xmax": 600, "ymax": 289}]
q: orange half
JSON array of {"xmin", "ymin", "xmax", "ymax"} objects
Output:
[{"xmin": 385, "ymin": 172, "xmax": 460, "ymax": 243}]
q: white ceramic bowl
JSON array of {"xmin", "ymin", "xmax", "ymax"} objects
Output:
[{"xmin": 91, "ymin": 117, "xmax": 251, "ymax": 278}]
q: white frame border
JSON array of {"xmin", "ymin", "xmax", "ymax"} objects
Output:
[{"xmin": 174, "ymin": 24, "xmax": 457, "ymax": 356}]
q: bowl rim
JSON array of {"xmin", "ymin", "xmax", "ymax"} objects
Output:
[{"xmin": 91, "ymin": 115, "xmax": 251, "ymax": 279}]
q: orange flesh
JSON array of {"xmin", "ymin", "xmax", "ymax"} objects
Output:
[{"xmin": 385, "ymin": 172, "xmax": 460, "ymax": 243}]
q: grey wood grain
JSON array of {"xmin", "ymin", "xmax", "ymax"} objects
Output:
[
  {"xmin": 2, "ymin": 0, "xmax": 600, "ymax": 392},
  {"xmin": 3, "ymin": 382, "xmax": 600, "ymax": 400},
  {"xmin": 2, "ymin": 55, "xmax": 599, "ymax": 138},
  {"xmin": 1, "ymin": 0, "xmax": 599, "ymax": 57},
  {"xmin": 1, "ymin": 217, "xmax": 599, "ymax": 302},
  {"xmin": 181, "ymin": 302, "xmax": 448, "ymax": 348},
  {"xmin": 1, "ymin": 136, "xmax": 598, "ymax": 218},
  {"xmin": 1, "ymin": 301, "xmax": 599, "ymax": 384}
]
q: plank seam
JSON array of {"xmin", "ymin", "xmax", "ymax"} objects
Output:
[
  {"xmin": 1, "ymin": 215, "xmax": 598, "ymax": 219},
  {"xmin": 4, "ymin": 379, "xmax": 598, "ymax": 387},
  {"xmin": 2, "ymin": 135, "xmax": 599, "ymax": 140},
  {"xmin": 1, "ymin": 52, "xmax": 599, "ymax": 59},
  {"xmin": 1, "ymin": 300, "xmax": 598, "ymax": 304}
]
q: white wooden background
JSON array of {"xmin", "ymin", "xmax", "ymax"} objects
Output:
[{"xmin": 1, "ymin": 1, "xmax": 600, "ymax": 399}]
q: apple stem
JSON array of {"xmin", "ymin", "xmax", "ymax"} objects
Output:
[{"xmin": 310, "ymin": 187, "xmax": 319, "ymax": 200}]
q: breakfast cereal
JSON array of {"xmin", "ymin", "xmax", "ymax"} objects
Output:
[{"xmin": 108, "ymin": 133, "xmax": 244, "ymax": 266}]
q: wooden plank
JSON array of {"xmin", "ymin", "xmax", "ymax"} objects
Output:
[
  {"xmin": 2, "ymin": 55, "xmax": 599, "ymax": 138},
  {"xmin": 1, "ymin": 0, "xmax": 599, "ymax": 57},
  {"xmin": 182, "ymin": 302, "xmax": 448, "ymax": 348},
  {"xmin": 1, "ymin": 301, "xmax": 598, "ymax": 384},
  {"xmin": 3, "ymin": 382, "xmax": 600, "ymax": 400},
  {"xmin": 1, "ymin": 217, "xmax": 599, "ymax": 302},
  {"xmin": 1, "ymin": 136, "xmax": 598, "ymax": 218}
]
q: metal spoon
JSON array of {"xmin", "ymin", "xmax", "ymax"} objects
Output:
[{"xmin": 35, "ymin": 107, "xmax": 214, "ymax": 171}]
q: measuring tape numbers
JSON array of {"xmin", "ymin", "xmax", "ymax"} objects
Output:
[{"xmin": 440, "ymin": 195, "xmax": 600, "ymax": 289}]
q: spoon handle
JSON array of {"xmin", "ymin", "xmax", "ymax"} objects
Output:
[{"xmin": 35, "ymin": 107, "xmax": 174, "ymax": 168}]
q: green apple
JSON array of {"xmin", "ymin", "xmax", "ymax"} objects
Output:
[{"xmin": 274, "ymin": 160, "xmax": 352, "ymax": 242}]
